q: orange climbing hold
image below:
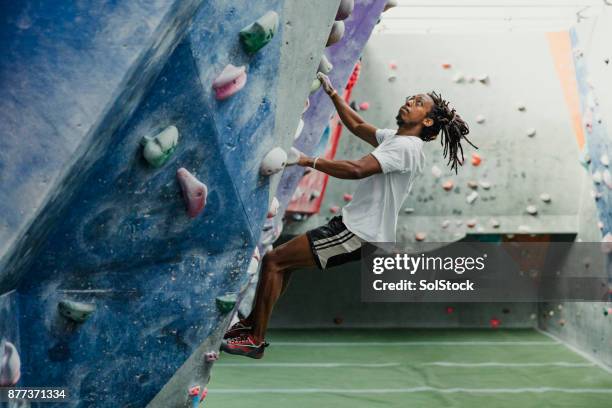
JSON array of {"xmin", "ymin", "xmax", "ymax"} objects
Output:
[
  {"xmin": 442, "ymin": 63, "xmax": 452, "ymax": 69},
  {"xmin": 471, "ymin": 153, "xmax": 482, "ymax": 166}
]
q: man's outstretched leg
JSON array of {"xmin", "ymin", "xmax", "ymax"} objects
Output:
[{"xmin": 221, "ymin": 234, "xmax": 316, "ymax": 359}]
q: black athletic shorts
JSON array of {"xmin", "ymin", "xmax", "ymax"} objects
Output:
[{"xmin": 306, "ymin": 216, "xmax": 366, "ymax": 270}]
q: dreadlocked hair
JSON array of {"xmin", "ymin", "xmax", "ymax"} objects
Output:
[{"xmin": 421, "ymin": 91, "xmax": 477, "ymax": 173}]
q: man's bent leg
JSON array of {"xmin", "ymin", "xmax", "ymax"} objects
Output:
[{"xmin": 250, "ymin": 234, "xmax": 316, "ymax": 343}]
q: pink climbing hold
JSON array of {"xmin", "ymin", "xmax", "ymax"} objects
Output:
[
  {"xmin": 415, "ymin": 232, "xmax": 426, "ymax": 241},
  {"xmin": 0, "ymin": 341, "xmax": 20, "ymax": 386},
  {"xmin": 188, "ymin": 386, "xmax": 201, "ymax": 397},
  {"xmin": 389, "ymin": 61, "xmax": 398, "ymax": 70},
  {"xmin": 442, "ymin": 180, "xmax": 454, "ymax": 191},
  {"xmin": 489, "ymin": 318, "xmax": 501, "ymax": 328},
  {"xmin": 177, "ymin": 168, "xmax": 208, "ymax": 218},
  {"xmin": 343, "ymin": 193, "xmax": 353, "ymax": 202},
  {"xmin": 329, "ymin": 205, "xmax": 340, "ymax": 214},
  {"xmin": 204, "ymin": 351, "xmax": 219, "ymax": 362},
  {"xmin": 212, "ymin": 64, "xmax": 247, "ymax": 100},
  {"xmin": 358, "ymin": 102, "xmax": 370, "ymax": 111},
  {"xmin": 446, "ymin": 306, "xmax": 454, "ymax": 314}
]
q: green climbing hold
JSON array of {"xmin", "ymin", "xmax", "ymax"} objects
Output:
[
  {"xmin": 141, "ymin": 125, "xmax": 179, "ymax": 168},
  {"xmin": 58, "ymin": 300, "xmax": 96, "ymax": 323},
  {"xmin": 239, "ymin": 11, "xmax": 279, "ymax": 54},
  {"xmin": 310, "ymin": 78, "xmax": 321, "ymax": 94},
  {"xmin": 216, "ymin": 293, "xmax": 238, "ymax": 314}
]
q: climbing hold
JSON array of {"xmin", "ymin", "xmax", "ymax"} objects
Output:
[
  {"xmin": 530, "ymin": 313, "xmax": 537, "ymax": 320},
  {"xmin": 415, "ymin": 232, "xmax": 426, "ymax": 241},
  {"xmin": 141, "ymin": 125, "xmax": 179, "ymax": 168},
  {"xmin": 261, "ymin": 222, "xmax": 283, "ymax": 246},
  {"xmin": 557, "ymin": 304, "xmax": 563, "ymax": 310},
  {"xmin": 177, "ymin": 168, "xmax": 207, "ymax": 218},
  {"xmin": 516, "ymin": 103, "xmax": 526, "ymax": 112},
  {"xmin": 526, "ymin": 205, "xmax": 537, "ymax": 215},
  {"xmin": 359, "ymin": 102, "xmax": 370, "ymax": 111},
  {"xmin": 252, "ymin": 246, "xmax": 261, "ymax": 262},
  {"xmin": 471, "ymin": 153, "xmax": 482, "ymax": 166},
  {"xmin": 601, "ymin": 154, "xmax": 610, "ymax": 166},
  {"xmin": 548, "ymin": 310, "xmax": 554, "ymax": 317},
  {"xmin": 239, "ymin": 11, "xmax": 279, "ymax": 54},
  {"xmin": 479, "ymin": 180, "xmax": 491, "ymax": 190},
  {"xmin": 318, "ymin": 55, "xmax": 333, "ymax": 74},
  {"xmin": 502, "ymin": 308, "xmax": 511, "ymax": 314},
  {"xmin": 452, "ymin": 72, "xmax": 465, "ymax": 83},
  {"xmin": 389, "ymin": 61, "xmax": 398, "ymax": 70},
  {"xmin": 267, "ymin": 197, "xmax": 280, "ymax": 218},
  {"xmin": 475, "ymin": 115, "xmax": 485, "ymax": 124},
  {"xmin": 431, "ymin": 165, "xmax": 442, "ymax": 178},
  {"xmin": 326, "ymin": 21, "xmax": 345, "ymax": 47},
  {"xmin": 310, "ymin": 78, "xmax": 321, "ymax": 93},
  {"xmin": 598, "ymin": 221, "xmax": 604, "ymax": 230},
  {"xmin": 540, "ymin": 193, "xmax": 551, "ymax": 203},
  {"xmin": 467, "ymin": 180, "xmax": 478, "ymax": 189},
  {"xmin": 442, "ymin": 180, "xmax": 454, "ymax": 191},
  {"xmin": 490, "ymin": 219, "xmax": 500, "ymax": 228},
  {"xmin": 212, "ymin": 64, "xmax": 247, "ymax": 100},
  {"xmin": 477, "ymin": 74, "xmax": 489, "ymax": 84},
  {"xmin": 604, "ymin": 170, "xmax": 612, "ymax": 189},
  {"xmin": 601, "ymin": 233, "xmax": 612, "ymax": 253},
  {"xmin": 294, "ymin": 118, "xmax": 305, "ymax": 140},
  {"xmin": 593, "ymin": 171, "xmax": 602, "ymax": 184},
  {"xmin": 384, "ymin": 0, "xmax": 398, "ymax": 12},
  {"xmin": 466, "ymin": 219, "xmax": 477, "ymax": 228},
  {"xmin": 446, "ymin": 306, "xmax": 454, "ymax": 314},
  {"xmin": 526, "ymin": 128, "xmax": 536, "ymax": 137},
  {"xmin": 58, "ymin": 300, "xmax": 96, "ymax": 323},
  {"xmin": 466, "ymin": 191, "xmax": 479, "ymax": 204},
  {"xmin": 441, "ymin": 63, "xmax": 452, "ymax": 69},
  {"xmin": 388, "ymin": 74, "xmax": 397, "ymax": 83},
  {"xmin": 260, "ymin": 147, "xmax": 287, "ymax": 176},
  {"xmin": 247, "ymin": 253, "xmax": 260, "ymax": 276},
  {"xmin": 489, "ymin": 318, "xmax": 500, "ymax": 328},
  {"xmin": 604, "ymin": 308, "xmax": 611, "ymax": 316},
  {"xmin": 188, "ymin": 386, "xmax": 208, "ymax": 408},
  {"xmin": 303, "ymin": 98, "xmax": 310, "ymax": 114},
  {"xmin": 343, "ymin": 193, "xmax": 353, "ymax": 202},
  {"xmin": 559, "ymin": 319, "xmax": 566, "ymax": 326},
  {"xmin": 333, "ymin": 316, "xmax": 344, "ymax": 325},
  {"xmin": 441, "ymin": 220, "xmax": 451, "ymax": 229},
  {"xmin": 204, "ymin": 351, "xmax": 219, "ymax": 362},
  {"xmin": 329, "ymin": 205, "xmax": 340, "ymax": 214},
  {"xmin": 286, "ymin": 147, "xmax": 302, "ymax": 166},
  {"xmin": 404, "ymin": 207, "xmax": 415, "ymax": 214},
  {"xmin": 335, "ymin": 0, "xmax": 354, "ymax": 20},
  {"xmin": 216, "ymin": 294, "xmax": 237, "ymax": 314},
  {"xmin": 0, "ymin": 341, "xmax": 21, "ymax": 386}
]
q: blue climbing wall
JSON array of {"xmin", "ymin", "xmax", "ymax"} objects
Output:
[{"xmin": 0, "ymin": 0, "xmax": 381, "ymax": 406}]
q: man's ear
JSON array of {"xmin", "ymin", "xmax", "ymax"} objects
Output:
[{"xmin": 423, "ymin": 117, "xmax": 434, "ymax": 127}]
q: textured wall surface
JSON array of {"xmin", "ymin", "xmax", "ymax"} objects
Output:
[{"xmin": 0, "ymin": 0, "xmax": 383, "ymax": 406}]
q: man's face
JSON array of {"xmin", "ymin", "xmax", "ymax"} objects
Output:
[{"xmin": 396, "ymin": 93, "xmax": 435, "ymax": 128}]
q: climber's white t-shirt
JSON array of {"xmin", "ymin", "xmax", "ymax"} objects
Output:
[{"xmin": 342, "ymin": 129, "xmax": 425, "ymax": 242}]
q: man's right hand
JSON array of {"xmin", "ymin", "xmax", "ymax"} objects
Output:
[{"xmin": 317, "ymin": 72, "xmax": 335, "ymax": 96}]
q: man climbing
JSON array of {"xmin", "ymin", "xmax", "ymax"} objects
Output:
[{"xmin": 221, "ymin": 72, "xmax": 476, "ymax": 359}]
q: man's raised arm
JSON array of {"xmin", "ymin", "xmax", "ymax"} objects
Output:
[{"xmin": 317, "ymin": 73, "xmax": 378, "ymax": 147}]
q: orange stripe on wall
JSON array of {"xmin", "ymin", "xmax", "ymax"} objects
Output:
[{"xmin": 546, "ymin": 31, "xmax": 585, "ymax": 149}]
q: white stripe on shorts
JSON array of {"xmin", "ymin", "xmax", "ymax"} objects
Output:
[{"xmin": 316, "ymin": 233, "xmax": 364, "ymax": 269}]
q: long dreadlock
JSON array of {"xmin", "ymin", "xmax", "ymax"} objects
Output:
[{"xmin": 421, "ymin": 92, "xmax": 477, "ymax": 173}]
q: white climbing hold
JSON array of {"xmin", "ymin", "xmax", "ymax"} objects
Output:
[
  {"xmin": 326, "ymin": 21, "xmax": 345, "ymax": 47},
  {"xmin": 388, "ymin": 74, "xmax": 397, "ymax": 83},
  {"xmin": 310, "ymin": 78, "xmax": 321, "ymax": 93},
  {"xmin": 466, "ymin": 191, "xmax": 479, "ymax": 204},
  {"xmin": 598, "ymin": 221, "xmax": 604, "ymax": 230},
  {"xmin": 453, "ymin": 72, "xmax": 465, "ymax": 83},
  {"xmin": 404, "ymin": 207, "xmax": 415, "ymax": 214},
  {"xmin": 303, "ymin": 98, "xmax": 310, "ymax": 114},
  {"xmin": 479, "ymin": 180, "xmax": 491, "ymax": 190},
  {"xmin": 0, "ymin": 341, "xmax": 21, "ymax": 386},
  {"xmin": 540, "ymin": 193, "xmax": 551, "ymax": 203},
  {"xmin": 467, "ymin": 180, "xmax": 478, "ymax": 189},
  {"xmin": 267, "ymin": 197, "xmax": 280, "ymax": 218},
  {"xmin": 490, "ymin": 219, "xmax": 500, "ymax": 228},
  {"xmin": 336, "ymin": 0, "xmax": 354, "ymax": 21},
  {"xmin": 384, "ymin": 0, "xmax": 398, "ymax": 12},
  {"xmin": 286, "ymin": 147, "xmax": 302, "ymax": 166},
  {"xmin": 605, "ymin": 170, "xmax": 612, "ymax": 189},
  {"xmin": 247, "ymin": 254, "xmax": 259, "ymax": 276},
  {"xmin": 526, "ymin": 205, "xmax": 538, "ymax": 215},
  {"xmin": 294, "ymin": 118, "xmax": 304, "ymax": 140},
  {"xmin": 475, "ymin": 115, "xmax": 485, "ymax": 124},
  {"xmin": 141, "ymin": 125, "xmax": 179, "ymax": 168},
  {"xmin": 177, "ymin": 168, "xmax": 208, "ymax": 218},
  {"xmin": 261, "ymin": 222, "xmax": 282, "ymax": 246},
  {"xmin": 58, "ymin": 300, "xmax": 96, "ymax": 323},
  {"xmin": 260, "ymin": 147, "xmax": 287, "ymax": 176},
  {"xmin": 518, "ymin": 225, "xmax": 531, "ymax": 232},
  {"xmin": 602, "ymin": 154, "xmax": 610, "ymax": 167},
  {"xmin": 431, "ymin": 165, "xmax": 442, "ymax": 178},
  {"xmin": 601, "ymin": 233, "xmax": 612, "ymax": 254},
  {"xmin": 593, "ymin": 171, "xmax": 602, "ymax": 184},
  {"xmin": 516, "ymin": 103, "xmax": 526, "ymax": 112},
  {"xmin": 526, "ymin": 128, "xmax": 537, "ymax": 137},
  {"xmin": 212, "ymin": 64, "xmax": 247, "ymax": 100},
  {"xmin": 477, "ymin": 74, "xmax": 489, "ymax": 84},
  {"xmin": 318, "ymin": 55, "xmax": 333, "ymax": 74},
  {"xmin": 441, "ymin": 220, "xmax": 451, "ymax": 229}
]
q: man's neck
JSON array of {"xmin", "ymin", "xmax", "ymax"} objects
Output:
[{"xmin": 396, "ymin": 124, "xmax": 422, "ymax": 137}]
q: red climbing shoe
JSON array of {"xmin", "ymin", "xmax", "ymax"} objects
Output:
[
  {"xmin": 223, "ymin": 321, "xmax": 252, "ymax": 339},
  {"xmin": 221, "ymin": 334, "xmax": 268, "ymax": 359}
]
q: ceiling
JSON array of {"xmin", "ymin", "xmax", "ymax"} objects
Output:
[{"xmin": 375, "ymin": 0, "xmax": 607, "ymax": 33}]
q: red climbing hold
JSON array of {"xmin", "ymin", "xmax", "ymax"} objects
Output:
[
  {"xmin": 343, "ymin": 193, "xmax": 353, "ymax": 202},
  {"xmin": 446, "ymin": 306, "xmax": 454, "ymax": 314},
  {"xmin": 489, "ymin": 317, "xmax": 501, "ymax": 328},
  {"xmin": 471, "ymin": 153, "xmax": 482, "ymax": 166},
  {"xmin": 359, "ymin": 102, "xmax": 370, "ymax": 111},
  {"xmin": 177, "ymin": 168, "xmax": 207, "ymax": 218},
  {"xmin": 329, "ymin": 205, "xmax": 340, "ymax": 214}
]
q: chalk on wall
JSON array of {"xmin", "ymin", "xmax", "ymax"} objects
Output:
[
  {"xmin": 212, "ymin": 64, "xmax": 247, "ymax": 100},
  {"xmin": 239, "ymin": 11, "xmax": 279, "ymax": 54},
  {"xmin": 286, "ymin": 147, "xmax": 302, "ymax": 166},
  {"xmin": 177, "ymin": 168, "xmax": 207, "ymax": 218},
  {"xmin": 141, "ymin": 125, "xmax": 179, "ymax": 168}
]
